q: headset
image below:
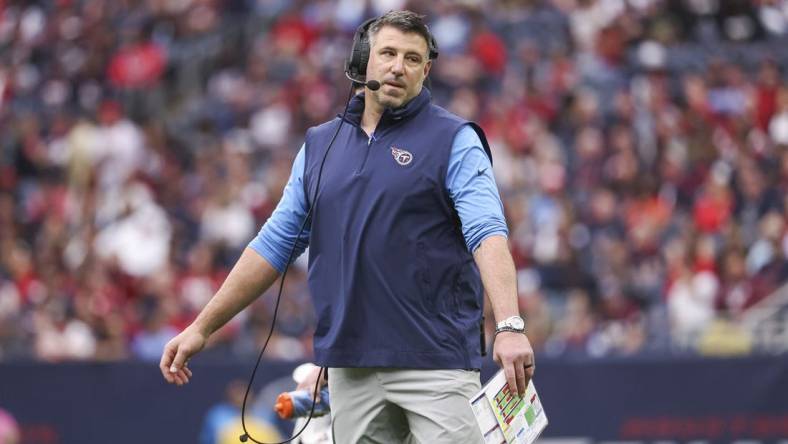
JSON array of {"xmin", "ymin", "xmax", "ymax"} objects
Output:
[{"xmin": 239, "ymin": 15, "xmax": 440, "ymax": 444}]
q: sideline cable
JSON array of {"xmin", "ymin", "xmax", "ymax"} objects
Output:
[{"xmin": 238, "ymin": 83, "xmax": 357, "ymax": 444}]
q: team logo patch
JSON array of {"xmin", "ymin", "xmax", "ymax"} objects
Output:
[{"xmin": 391, "ymin": 146, "xmax": 413, "ymax": 166}]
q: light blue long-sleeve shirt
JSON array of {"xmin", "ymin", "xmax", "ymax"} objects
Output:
[{"xmin": 249, "ymin": 124, "xmax": 508, "ymax": 273}]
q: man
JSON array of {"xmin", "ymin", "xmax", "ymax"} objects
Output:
[{"xmin": 160, "ymin": 11, "xmax": 535, "ymax": 443}]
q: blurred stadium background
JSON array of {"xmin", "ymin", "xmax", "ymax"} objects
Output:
[{"xmin": 1, "ymin": 0, "xmax": 788, "ymax": 443}]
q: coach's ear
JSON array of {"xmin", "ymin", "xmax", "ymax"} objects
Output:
[{"xmin": 423, "ymin": 59, "xmax": 432, "ymax": 78}]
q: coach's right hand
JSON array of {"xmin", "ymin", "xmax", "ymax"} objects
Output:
[{"xmin": 159, "ymin": 325, "xmax": 206, "ymax": 386}]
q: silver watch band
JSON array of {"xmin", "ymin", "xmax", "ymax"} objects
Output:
[{"xmin": 494, "ymin": 326, "xmax": 525, "ymax": 336}]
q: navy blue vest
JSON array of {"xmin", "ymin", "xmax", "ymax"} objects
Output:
[{"xmin": 303, "ymin": 88, "xmax": 491, "ymax": 369}]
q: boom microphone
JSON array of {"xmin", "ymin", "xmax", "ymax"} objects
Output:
[
  {"xmin": 365, "ymin": 79, "xmax": 381, "ymax": 90},
  {"xmin": 345, "ymin": 71, "xmax": 380, "ymax": 90}
]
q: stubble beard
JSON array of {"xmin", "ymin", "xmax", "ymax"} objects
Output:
[
  {"xmin": 374, "ymin": 90, "xmax": 405, "ymax": 109},
  {"xmin": 377, "ymin": 84, "xmax": 418, "ymax": 109}
]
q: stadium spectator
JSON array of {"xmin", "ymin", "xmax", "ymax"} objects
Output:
[{"xmin": 199, "ymin": 379, "xmax": 282, "ymax": 444}]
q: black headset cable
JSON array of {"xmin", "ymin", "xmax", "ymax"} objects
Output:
[{"xmin": 239, "ymin": 83, "xmax": 357, "ymax": 444}]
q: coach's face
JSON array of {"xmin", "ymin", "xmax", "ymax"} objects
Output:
[{"xmin": 366, "ymin": 26, "xmax": 432, "ymax": 109}]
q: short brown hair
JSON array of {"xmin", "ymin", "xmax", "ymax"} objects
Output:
[{"xmin": 368, "ymin": 10, "xmax": 435, "ymax": 59}]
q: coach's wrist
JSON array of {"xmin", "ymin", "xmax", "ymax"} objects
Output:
[
  {"xmin": 190, "ymin": 320, "xmax": 213, "ymax": 340},
  {"xmin": 494, "ymin": 327, "xmax": 526, "ymax": 337},
  {"xmin": 495, "ymin": 315, "xmax": 525, "ymax": 335}
]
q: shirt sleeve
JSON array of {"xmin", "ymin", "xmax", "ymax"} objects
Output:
[
  {"xmin": 248, "ymin": 144, "xmax": 310, "ymax": 273},
  {"xmin": 446, "ymin": 124, "xmax": 509, "ymax": 252}
]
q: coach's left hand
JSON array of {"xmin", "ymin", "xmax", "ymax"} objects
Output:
[{"xmin": 493, "ymin": 332, "xmax": 535, "ymax": 397}]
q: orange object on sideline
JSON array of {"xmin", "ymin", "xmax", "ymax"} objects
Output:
[{"xmin": 274, "ymin": 392, "xmax": 295, "ymax": 419}]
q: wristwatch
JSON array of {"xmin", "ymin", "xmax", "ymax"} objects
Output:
[{"xmin": 495, "ymin": 315, "xmax": 525, "ymax": 335}]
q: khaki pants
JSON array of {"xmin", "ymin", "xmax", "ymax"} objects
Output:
[{"xmin": 327, "ymin": 368, "xmax": 485, "ymax": 444}]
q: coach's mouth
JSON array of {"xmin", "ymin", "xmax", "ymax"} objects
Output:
[{"xmin": 384, "ymin": 80, "xmax": 406, "ymax": 89}]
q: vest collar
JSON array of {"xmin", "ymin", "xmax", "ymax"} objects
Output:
[{"xmin": 344, "ymin": 87, "xmax": 431, "ymax": 127}]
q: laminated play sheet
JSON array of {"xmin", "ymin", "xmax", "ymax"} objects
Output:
[{"xmin": 470, "ymin": 370, "xmax": 548, "ymax": 444}]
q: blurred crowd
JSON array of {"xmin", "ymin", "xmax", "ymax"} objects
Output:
[{"xmin": 1, "ymin": 0, "xmax": 788, "ymax": 363}]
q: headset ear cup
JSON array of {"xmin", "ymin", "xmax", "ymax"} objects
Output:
[
  {"xmin": 357, "ymin": 39, "xmax": 370, "ymax": 77},
  {"xmin": 429, "ymin": 35, "xmax": 439, "ymax": 60},
  {"xmin": 347, "ymin": 17, "xmax": 377, "ymax": 81},
  {"xmin": 347, "ymin": 35, "xmax": 363, "ymax": 78}
]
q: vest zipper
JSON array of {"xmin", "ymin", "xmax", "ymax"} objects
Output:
[{"xmin": 355, "ymin": 131, "xmax": 375, "ymax": 174}]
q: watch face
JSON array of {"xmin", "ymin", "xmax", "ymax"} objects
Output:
[{"xmin": 510, "ymin": 317, "xmax": 525, "ymax": 330}]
